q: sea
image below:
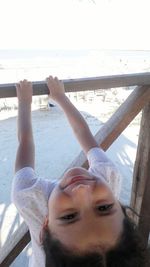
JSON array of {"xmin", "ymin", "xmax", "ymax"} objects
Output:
[{"xmin": 0, "ymin": 49, "xmax": 150, "ymax": 84}]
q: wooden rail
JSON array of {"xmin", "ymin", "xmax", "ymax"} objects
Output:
[
  {"xmin": 0, "ymin": 72, "xmax": 150, "ymax": 98},
  {"xmin": 0, "ymin": 72, "xmax": 150, "ymax": 266}
]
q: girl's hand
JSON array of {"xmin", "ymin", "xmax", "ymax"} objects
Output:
[
  {"xmin": 46, "ymin": 76, "xmax": 66, "ymax": 103},
  {"xmin": 16, "ymin": 79, "xmax": 33, "ymax": 104}
]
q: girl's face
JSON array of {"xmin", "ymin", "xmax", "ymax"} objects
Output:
[{"xmin": 47, "ymin": 167, "xmax": 124, "ymax": 254}]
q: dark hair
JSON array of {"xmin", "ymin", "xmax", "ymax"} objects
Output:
[{"xmin": 42, "ymin": 205, "xmax": 148, "ymax": 267}]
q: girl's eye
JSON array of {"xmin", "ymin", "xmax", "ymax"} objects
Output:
[
  {"xmin": 97, "ymin": 203, "xmax": 114, "ymax": 212},
  {"xmin": 60, "ymin": 212, "xmax": 78, "ymax": 221}
]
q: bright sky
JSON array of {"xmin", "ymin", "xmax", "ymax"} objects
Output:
[{"xmin": 0, "ymin": 0, "xmax": 150, "ymax": 50}]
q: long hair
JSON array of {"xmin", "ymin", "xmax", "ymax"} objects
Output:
[{"xmin": 42, "ymin": 205, "xmax": 148, "ymax": 267}]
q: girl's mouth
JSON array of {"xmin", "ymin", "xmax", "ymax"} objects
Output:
[{"xmin": 63, "ymin": 176, "xmax": 95, "ymax": 189}]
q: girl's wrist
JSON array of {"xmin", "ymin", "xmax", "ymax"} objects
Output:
[
  {"xmin": 56, "ymin": 94, "xmax": 69, "ymax": 105},
  {"xmin": 18, "ymin": 100, "xmax": 32, "ymax": 105},
  {"xmin": 18, "ymin": 101, "xmax": 32, "ymax": 111}
]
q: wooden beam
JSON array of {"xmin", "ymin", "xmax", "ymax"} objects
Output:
[
  {"xmin": 60, "ymin": 85, "xmax": 150, "ymax": 172},
  {"xmin": 0, "ymin": 72, "xmax": 150, "ymax": 98},
  {"xmin": 130, "ymin": 103, "xmax": 150, "ymax": 247},
  {"xmin": 0, "ymin": 223, "xmax": 30, "ymax": 267},
  {"xmin": 96, "ymin": 86, "xmax": 150, "ymax": 151}
]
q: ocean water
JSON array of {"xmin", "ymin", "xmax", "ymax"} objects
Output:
[{"xmin": 0, "ymin": 49, "xmax": 150, "ymax": 83}]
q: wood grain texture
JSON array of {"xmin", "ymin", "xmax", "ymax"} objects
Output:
[
  {"xmin": 0, "ymin": 72, "xmax": 150, "ymax": 98},
  {"xmin": 0, "ymin": 223, "xmax": 30, "ymax": 267},
  {"xmin": 130, "ymin": 103, "xmax": 150, "ymax": 247}
]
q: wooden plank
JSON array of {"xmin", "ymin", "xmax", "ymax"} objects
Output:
[
  {"xmin": 0, "ymin": 72, "xmax": 150, "ymax": 98},
  {"xmin": 60, "ymin": 85, "xmax": 150, "ymax": 171},
  {"xmin": 130, "ymin": 103, "xmax": 150, "ymax": 247},
  {"xmin": 96, "ymin": 86, "xmax": 150, "ymax": 151},
  {"xmin": 1, "ymin": 86, "xmax": 150, "ymax": 266},
  {"xmin": 0, "ymin": 223, "xmax": 30, "ymax": 267}
]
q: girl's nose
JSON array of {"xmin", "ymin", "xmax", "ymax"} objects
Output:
[{"xmin": 70, "ymin": 183, "xmax": 93, "ymax": 206}]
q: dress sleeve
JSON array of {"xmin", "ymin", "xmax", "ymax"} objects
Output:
[
  {"xmin": 12, "ymin": 167, "xmax": 38, "ymax": 194},
  {"xmin": 11, "ymin": 167, "xmax": 54, "ymax": 242},
  {"xmin": 87, "ymin": 147, "xmax": 122, "ymax": 199},
  {"xmin": 11, "ymin": 167, "xmax": 56, "ymax": 266}
]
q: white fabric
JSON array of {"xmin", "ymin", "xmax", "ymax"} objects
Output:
[
  {"xmin": 11, "ymin": 147, "xmax": 122, "ymax": 267},
  {"xmin": 87, "ymin": 147, "xmax": 122, "ymax": 198}
]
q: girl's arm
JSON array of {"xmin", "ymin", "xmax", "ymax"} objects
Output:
[
  {"xmin": 15, "ymin": 80, "xmax": 35, "ymax": 172},
  {"xmin": 46, "ymin": 76, "xmax": 98, "ymax": 154}
]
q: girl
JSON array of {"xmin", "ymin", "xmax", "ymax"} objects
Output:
[{"xmin": 12, "ymin": 77, "xmax": 147, "ymax": 267}]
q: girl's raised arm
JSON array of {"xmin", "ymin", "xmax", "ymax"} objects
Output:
[
  {"xmin": 15, "ymin": 80, "xmax": 35, "ymax": 172},
  {"xmin": 46, "ymin": 76, "xmax": 98, "ymax": 155}
]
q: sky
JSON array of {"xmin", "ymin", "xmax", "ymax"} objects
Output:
[{"xmin": 0, "ymin": 0, "xmax": 150, "ymax": 50}]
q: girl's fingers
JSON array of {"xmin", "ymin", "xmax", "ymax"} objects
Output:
[
  {"xmin": 15, "ymin": 83, "xmax": 20, "ymax": 90},
  {"xmin": 16, "ymin": 80, "xmax": 32, "ymax": 88},
  {"xmin": 46, "ymin": 75, "xmax": 53, "ymax": 81}
]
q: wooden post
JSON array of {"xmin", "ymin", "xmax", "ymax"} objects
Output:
[{"xmin": 130, "ymin": 103, "xmax": 150, "ymax": 248}]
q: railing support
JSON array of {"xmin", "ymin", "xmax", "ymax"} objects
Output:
[
  {"xmin": 61, "ymin": 85, "xmax": 150, "ymax": 172},
  {"xmin": 0, "ymin": 223, "xmax": 30, "ymax": 267},
  {"xmin": 130, "ymin": 103, "xmax": 150, "ymax": 248}
]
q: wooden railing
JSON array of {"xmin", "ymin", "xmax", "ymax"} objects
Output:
[
  {"xmin": 0, "ymin": 72, "xmax": 150, "ymax": 266},
  {"xmin": 1, "ymin": 72, "xmax": 150, "ymax": 98}
]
